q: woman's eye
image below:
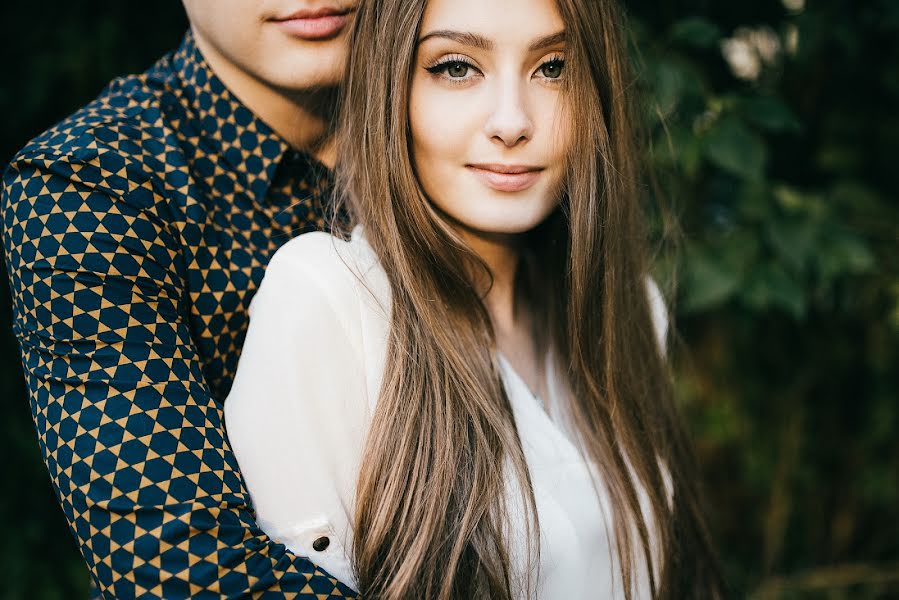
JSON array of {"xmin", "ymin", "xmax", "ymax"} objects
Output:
[
  {"xmin": 425, "ymin": 56, "xmax": 481, "ymax": 82},
  {"xmin": 539, "ymin": 58, "xmax": 565, "ymax": 79},
  {"xmin": 445, "ymin": 61, "xmax": 470, "ymax": 78}
]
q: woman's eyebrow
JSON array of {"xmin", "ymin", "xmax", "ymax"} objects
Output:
[
  {"xmin": 416, "ymin": 30, "xmax": 566, "ymax": 52},
  {"xmin": 529, "ymin": 31, "xmax": 566, "ymax": 51},
  {"xmin": 417, "ymin": 30, "xmax": 493, "ymax": 50}
]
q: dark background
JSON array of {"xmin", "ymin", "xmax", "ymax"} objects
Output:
[{"xmin": 2, "ymin": 1, "xmax": 897, "ymax": 598}]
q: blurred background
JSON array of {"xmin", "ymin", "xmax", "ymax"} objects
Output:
[{"xmin": 1, "ymin": 1, "xmax": 896, "ymax": 598}]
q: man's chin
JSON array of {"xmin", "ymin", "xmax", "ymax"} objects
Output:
[{"xmin": 268, "ymin": 59, "xmax": 347, "ymax": 94}]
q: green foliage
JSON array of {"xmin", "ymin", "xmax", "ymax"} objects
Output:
[
  {"xmin": 628, "ymin": 0, "xmax": 899, "ymax": 596},
  {"xmin": 0, "ymin": 1, "xmax": 896, "ymax": 599}
]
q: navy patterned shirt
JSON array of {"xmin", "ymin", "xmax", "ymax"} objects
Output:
[{"xmin": 2, "ymin": 30, "xmax": 357, "ymax": 599}]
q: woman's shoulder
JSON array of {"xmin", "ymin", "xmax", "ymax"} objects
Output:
[
  {"xmin": 265, "ymin": 226, "xmax": 367, "ymax": 284},
  {"xmin": 253, "ymin": 226, "xmax": 389, "ymax": 325},
  {"xmin": 268, "ymin": 229, "xmax": 357, "ymax": 277}
]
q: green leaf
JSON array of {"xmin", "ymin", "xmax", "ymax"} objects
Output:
[
  {"xmin": 829, "ymin": 180, "xmax": 884, "ymax": 216},
  {"xmin": 651, "ymin": 123, "xmax": 704, "ymax": 179},
  {"xmin": 765, "ymin": 218, "xmax": 820, "ymax": 274},
  {"xmin": 703, "ymin": 116, "xmax": 767, "ymax": 181},
  {"xmin": 742, "ymin": 263, "xmax": 807, "ymax": 319},
  {"xmin": 735, "ymin": 182, "xmax": 774, "ymax": 222},
  {"xmin": 679, "ymin": 137, "xmax": 703, "ymax": 179},
  {"xmin": 739, "ymin": 95, "xmax": 802, "ymax": 133},
  {"xmin": 670, "ymin": 17, "xmax": 722, "ymax": 48},
  {"xmin": 650, "ymin": 60, "xmax": 688, "ymax": 117},
  {"xmin": 681, "ymin": 248, "xmax": 742, "ymax": 313},
  {"xmin": 773, "ymin": 184, "xmax": 807, "ymax": 213},
  {"xmin": 816, "ymin": 230, "xmax": 877, "ymax": 281}
]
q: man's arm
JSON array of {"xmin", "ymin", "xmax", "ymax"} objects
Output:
[{"xmin": 2, "ymin": 152, "xmax": 358, "ymax": 599}]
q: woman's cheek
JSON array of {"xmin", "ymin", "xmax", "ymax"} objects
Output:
[
  {"xmin": 412, "ymin": 84, "xmax": 472, "ymax": 158},
  {"xmin": 409, "ymin": 83, "xmax": 454, "ymax": 202}
]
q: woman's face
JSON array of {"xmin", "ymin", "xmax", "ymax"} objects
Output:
[{"xmin": 409, "ymin": 0, "xmax": 572, "ymax": 238}]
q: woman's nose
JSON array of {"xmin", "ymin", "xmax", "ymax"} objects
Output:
[{"xmin": 483, "ymin": 78, "xmax": 534, "ymax": 148}]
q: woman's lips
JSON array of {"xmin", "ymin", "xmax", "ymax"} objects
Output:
[
  {"xmin": 466, "ymin": 165, "xmax": 543, "ymax": 193},
  {"xmin": 272, "ymin": 8, "xmax": 352, "ymax": 40}
]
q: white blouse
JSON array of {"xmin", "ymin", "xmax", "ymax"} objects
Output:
[{"xmin": 224, "ymin": 227, "xmax": 668, "ymax": 598}]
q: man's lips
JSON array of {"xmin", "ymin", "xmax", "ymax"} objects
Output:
[
  {"xmin": 271, "ymin": 6, "xmax": 354, "ymax": 40},
  {"xmin": 466, "ymin": 164, "xmax": 544, "ymax": 193}
]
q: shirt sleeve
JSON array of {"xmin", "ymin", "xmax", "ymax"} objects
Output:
[
  {"xmin": 224, "ymin": 235, "xmax": 372, "ymax": 593},
  {"xmin": 1, "ymin": 153, "xmax": 359, "ymax": 599}
]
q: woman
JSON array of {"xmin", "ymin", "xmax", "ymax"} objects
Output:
[{"xmin": 225, "ymin": 0, "xmax": 723, "ymax": 597}]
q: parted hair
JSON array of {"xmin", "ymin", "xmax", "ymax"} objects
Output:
[{"xmin": 333, "ymin": 0, "xmax": 724, "ymax": 597}]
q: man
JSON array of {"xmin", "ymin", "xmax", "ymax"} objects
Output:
[{"xmin": 2, "ymin": 2, "xmax": 358, "ymax": 597}]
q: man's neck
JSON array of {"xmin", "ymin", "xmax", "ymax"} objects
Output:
[{"xmin": 192, "ymin": 29, "xmax": 337, "ymax": 168}]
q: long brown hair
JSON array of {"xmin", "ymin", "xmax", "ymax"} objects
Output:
[{"xmin": 333, "ymin": 0, "xmax": 723, "ymax": 597}]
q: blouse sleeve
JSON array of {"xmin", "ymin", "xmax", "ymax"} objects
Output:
[
  {"xmin": 223, "ymin": 234, "xmax": 369, "ymax": 589},
  {"xmin": 645, "ymin": 276, "xmax": 670, "ymax": 358}
]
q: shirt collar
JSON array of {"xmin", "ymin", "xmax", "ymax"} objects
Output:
[{"xmin": 171, "ymin": 30, "xmax": 316, "ymax": 202}]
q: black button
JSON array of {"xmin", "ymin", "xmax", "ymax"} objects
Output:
[{"xmin": 312, "ymin": 536, "xmax": 330, "ymax": 552}]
